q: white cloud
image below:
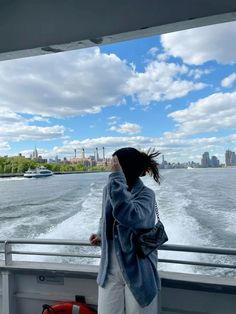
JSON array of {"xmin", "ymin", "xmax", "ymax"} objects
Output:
[
  {"xmin": 0, "ymin": 123, "xmax": 65, "ymax": 141},
  {"xmin": 0, "ymin": 107, "xmax": 22, "ymax": 122},
  {"xmin": 221, "ymin": 72, "xmax": 236, "ymax": 88},
  {"xmin": 0, "ymin": 46, "xmax": 208, "ymax": 120},
  {"xmin": 0, "ymin": 107, "xmax": 65, "ymax": 144},
  {"xmin": 0, "ymin": 139, "xmax": 10, "ymax": 151},
  {"xmin": 168, "ymin": 91, "xmax": 236, "ymax": 135},
  {"xmin": 107, "ymin": 115, "xmax": 120, "ymax": 126},
  {"xmin": 0, "ymin": 48, "xmax": 132, "ymax": 117},
  {"xmin": 46, "ymin": 134, "xmax": 236, "ymax": 163},
  {"xmin": 108, "ymin": 116, "xmax": 119, "ymax": 120},
  {"xmin": 52, "ymin": 136, "xmax": 156, "ymax": 157},
  {"xmin": 126, "ymin": 61, "xmax": 207, "ymax": 105},
  {"xmin": 109, "ymin": 122, "xmax": 142, "ymax": 134},
  {"xmin": 148, "ymin": 47, "xmax": 159, "ymax": 57},
  {"xmin": 29, "ymin": 116, "xmax": 50, "ymax": 123},
  {"xmin": 161, "ymin": 21, "xmax": 236, "ymax": 65},
  {"xmin": 188, "ymin": 68, "xmax": 212, "ymax": 80},
  {"xmin": 165, "ymin": 104, "xmax": 172, "ymax": 110},
  {"xmin": 107, "ymin": 121, "xmax": 117, "ymax": 126}
]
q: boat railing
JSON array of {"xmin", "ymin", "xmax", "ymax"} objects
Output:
[{"xmin": 0, "ymin": 239, "xmax": 236, "ymax": 271}]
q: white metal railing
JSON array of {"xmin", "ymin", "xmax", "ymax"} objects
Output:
[{"xmin": 0, "ymin": 239, "xmax": 236, "ymax": 270}]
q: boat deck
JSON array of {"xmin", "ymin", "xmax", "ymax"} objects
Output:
[{"xmin": 0, "ymin": 239, "xmax": 236, "ymax": 314}]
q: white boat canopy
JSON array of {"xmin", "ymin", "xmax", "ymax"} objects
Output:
[{"xmin": 1, "ymin": 0, "xmax": 236, "ymax": 61}]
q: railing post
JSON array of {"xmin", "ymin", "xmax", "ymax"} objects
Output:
[
  {"xmin": 2, "ymin": 270, "xmax": 15, "ymax": 314},
  {"xmin": 4, "ymin": 241, "xmax": 12, "ymax": 265},
  {"xmin": 158, "ymin": 278, "xmax": 162, "ymax": 313}
]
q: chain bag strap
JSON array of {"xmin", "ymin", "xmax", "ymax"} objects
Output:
[
  {"xmin": 155, "ymin": 201, "xmax": 160, "ymax": 221},
  {"xmin": 134, "ymin": 200, "xmax": 168, "ymax": 258}
]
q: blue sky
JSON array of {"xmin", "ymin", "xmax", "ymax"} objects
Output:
[{"xmin": 0, "ymin": 21, "xmax": 236, "ymax": 163}]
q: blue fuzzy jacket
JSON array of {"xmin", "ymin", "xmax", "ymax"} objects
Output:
[{"xmin": 97, "ymin": 171, "xmax": 160, "ymax": 307}]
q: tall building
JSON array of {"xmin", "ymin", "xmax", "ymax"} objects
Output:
[
  {"xmin": 162, "ymin": 155, "xmax": 165, "ymax": 165},
  {"xmin": 201, "ymin": 152, "xmax": 210, "ymax": 167},
  {"xmin": 211, "ymin": 156, "xmax": 220, "ymax": 167},
  {"xmin": 32, "ymin": 147, "xmax": 38, "ymax": 160},
  {"xmin": 225, "ymin": 150, "xmax": 236, "ymax": 166},
  {"xmin": 232, "ymin": 152, "xmax": 236, "ymax": 165},
  {"xmin": 82, "ymin": 148, "xmax": 85, "ymax": 159},
  {"xmin": 95, "ymin": 147, "xmax": 99, "ymax": 162}
]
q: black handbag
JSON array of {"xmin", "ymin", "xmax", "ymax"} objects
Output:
[{"xmin": 134, "ymin": 202, "xmax": 168, "ymax": 258}]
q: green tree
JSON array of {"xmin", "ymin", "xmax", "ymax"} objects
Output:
[{"xmin": 4, "ymin": 164, "xmax": 12, "ymax": 173}]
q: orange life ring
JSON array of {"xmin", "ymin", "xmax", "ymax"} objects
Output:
[{"xmin": 42, "ymin": 301, "xmax": 96, "ymax": 314}]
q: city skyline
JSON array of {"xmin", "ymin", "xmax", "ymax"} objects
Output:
[
  {"xmin": 4, "ymin": 147, "xmax": 236, "ymax": 168},
  {"xmin": 0, "ymin": 21, "xmax": 236, "ymax": 162}
]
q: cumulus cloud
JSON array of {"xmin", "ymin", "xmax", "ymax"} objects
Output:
[
  {"xmin": 221, "ymin": 72, "xmax": 236, "ymax": 88},
  {"xmin": 52, "ymin": 136, "xmax": 155, "ymax": 157},
  {"xmin": 168, "ymin": 91, "xmax": 236, "ymax": 135},
  {"xmin": 108, "ymin": 116, "xmax": 119, "ymax": 120},
  {"xmin": 47, "ymin": 134, "xmax": 236, "ymax": 163},
  {"xmin": 2, "ymin": 124, "xmax": 65, "ymax": 141},
  {"xmin": 109, "ymin": 122, "xmax": 142, "ymax": 134},
  {"xmin": 29, "ymin": 116, "xmax": 50, "ymax": 123},
  {"xmin": 0, "ymin": 107, "xmax": 22, "ymax": 123},
  {"xmin": 161, "ymin": 21, "xmax": 236, "ymax": 65},
  {"xmin": 0, "ymin": 45, "xmax": 211, "ymax": 157},
  {"xmin": 126, "ymin": 61, "xmax": 207, "ymax": 105},
  {"xmin": 0, "ymin": 139, "xmax": 10, "ymax": 151},
  {"xmin": 107, "ymin": 115, "xmax": 120, "ymax": 126},
  {"xmin": 0, "ymin": 123, "xmax": 65, "ymax": 141},
  {"xmin": 165, "ymin": 104, "xmax": 172, "ymax": 110},
  {"xmin": 188, "ymin": 68, "xmax": 212, "ymax": 80},
  {"xmin": 0, "ymin": 107, "xmax": 65, "ymax": 143},
  {"xmin": 0, "ymin": 48, "xmax": 132, "ymax": 117},
  {"xmin": 148, "ymin": 47, "xmax": 159, "ymax": 57},
  {"xmin": 0, "ymin": 46, "xmax": 208, "ymax": 120}
]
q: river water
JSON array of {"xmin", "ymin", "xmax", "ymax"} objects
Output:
[{"xmin": 0, "ymin": 169, "xmax": 235, "ymax": 277}]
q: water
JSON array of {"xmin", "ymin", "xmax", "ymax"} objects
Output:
[{"xmin": 0, "ymin": 169, "xmax": 235, "ymax": 277}]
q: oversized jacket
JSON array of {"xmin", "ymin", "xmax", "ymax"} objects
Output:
[{"xmin": 97, "ymin": 171, "xmax": 160, "ymax": 307}]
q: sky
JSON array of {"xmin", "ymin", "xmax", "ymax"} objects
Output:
[{"xmin": 0, "ymin": 21, "xmax": 236, "ymax": 163}]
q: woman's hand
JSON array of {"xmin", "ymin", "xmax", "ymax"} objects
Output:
[
  {"xmin": 110, "ymin": 155, "xmax": 122, "ymax": 172},
  {"xmin": 89, "ymin": 233, "xmax": 101, "ymax": 246}
]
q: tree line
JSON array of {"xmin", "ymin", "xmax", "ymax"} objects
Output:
[{"xmin": 0, "ymin": 156, "xmax": 107, "ymax": 174}]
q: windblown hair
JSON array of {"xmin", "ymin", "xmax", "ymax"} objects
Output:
[{"xmin": 113, "ymin": 147, "xmax": 161, "ymax": 189}]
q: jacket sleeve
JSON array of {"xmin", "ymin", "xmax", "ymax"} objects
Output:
[
  {"xmin": 97, "ymin": 186, "xmax": 107, "ymax": 236},
  {"xmin": 107, "ymin": 172, "xmax": 155, "ymax": 230}
]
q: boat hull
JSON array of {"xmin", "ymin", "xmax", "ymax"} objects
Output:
[{"xmin": 23, "ymin": 173, "xmax": 53, "ymax": 178}]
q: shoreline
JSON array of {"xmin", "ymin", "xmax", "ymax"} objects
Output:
[
  {"xmin": 0, "ymin": 170, "xmax": 109, "ymax": 178},
  {"xmin": 1, "ymin": 167, "xmax": 235, "ymax": 178}
]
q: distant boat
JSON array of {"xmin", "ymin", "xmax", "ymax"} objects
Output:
[
  {"xmin": 187, "ymin": 166, "xmax": 194, "ymax": 169},
  {"xmin": 24, "ymin": 166, "xmax": 53, "ymax": 178}
]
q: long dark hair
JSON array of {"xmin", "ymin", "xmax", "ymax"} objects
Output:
[{"xmin": 113, "ymin": 147, "xmax": 161, "ymax": 189}]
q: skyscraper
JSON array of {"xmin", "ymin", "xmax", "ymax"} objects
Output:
[
  {"xmin": 32, "ymin": 147, "xmax": 38, "ymax": 160},
  {"xmin": 95, "ymin": 147, "xmax": 99, "ymax": 162},
  {"xmin": 201, "ymin": 152, "xmax": 210, "ymax": 167},
  {"xmin": 211, "ymin": 156, "xmax": 220, "ymax": 167},
  {"xmin": 232, "ymin": 152, "xmax": 236, "ymax": 165},
  {"xmin": 225, "ymin": 150, "xmax": 236, "ymax": 166}
]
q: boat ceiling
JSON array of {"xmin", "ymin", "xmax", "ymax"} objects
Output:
[{"xmin": 1, "ymin": 0, "xmax": 236, "ymax": 61}]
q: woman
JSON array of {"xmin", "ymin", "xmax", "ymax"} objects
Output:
[{"xmin": 89, "ymin": 147, "xmax": 161, "ymax": 314}]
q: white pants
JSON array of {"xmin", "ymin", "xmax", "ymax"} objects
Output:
[{"xmin": 98, "ymin": 241, "xmax": 158, "ymax": 314}]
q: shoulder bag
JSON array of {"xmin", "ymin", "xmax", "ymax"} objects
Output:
[{"xmin": 134, "ymin": 202, "xmax": 168, "ymax": 258}]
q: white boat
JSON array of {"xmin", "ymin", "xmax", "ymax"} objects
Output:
[{"xmin": 24, "ymin": 166, "xmax": 53, "ymax": 178}]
